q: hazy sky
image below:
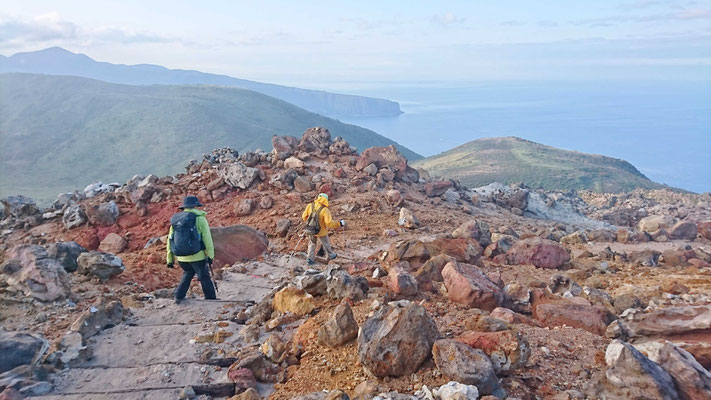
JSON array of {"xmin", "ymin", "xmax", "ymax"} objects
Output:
[{"xmin": 1, "ymin": 0, "xmax": 710, "ymax": 86}]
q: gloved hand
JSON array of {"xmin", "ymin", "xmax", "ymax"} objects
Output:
[
  {"xmin": 167, "ymin": 263, "xmax": 174, "ymax": 269},
  {"xmin": 339, "ymin": 219, "xmax": 346, "ymax": 227},
  {"xmin": 207, "ymin": 257, "xmax": 213, "ymax": 266}
]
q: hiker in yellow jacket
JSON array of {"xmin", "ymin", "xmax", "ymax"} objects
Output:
[
  {"xmin": 302, "ymin": 193, "xmax": 344, "ymax": 265},
  {"xmin": 166, "ymin": 196, "xmax": 216, "ymax": 303}
]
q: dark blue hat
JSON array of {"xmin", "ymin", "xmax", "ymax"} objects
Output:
[{"xmin": 179, "ymin": 196, "xmax": 203, "ymax": 209}]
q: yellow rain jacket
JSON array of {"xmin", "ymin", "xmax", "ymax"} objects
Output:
[
  {"xmin": 302, "ymin": 196, "xmax": 340, "ymax": 237},
  {"xmin": 166, "ymin": 208, "xmax": 215, "ymax": 264}
]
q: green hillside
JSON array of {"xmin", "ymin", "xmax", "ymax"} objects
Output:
[
  {"xmin": 413, "ymin": 136, "xmax": 664, "ymax": 193},
  {"xmin": 0, "ymin": 73, "xmax": 421, "ymax": 204}
]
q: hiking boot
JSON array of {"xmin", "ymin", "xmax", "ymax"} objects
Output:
[
  {"xmin": 329, "ymin": 253, "xmax": 338, "ymax": 260},
  {"xmin": 307, "ymin": 259, "xmax": 315, "ymax": 266},
  {"xmin": 175, "ymin": 298, "xmax": 183, "ymax": 304}
]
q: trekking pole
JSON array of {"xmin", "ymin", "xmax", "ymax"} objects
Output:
[
  {"xmin": 207, "ymin": 259, "xmax": 219, "ymax": 293},
  {"xmin": 287, "ymin": 233, "xmax": 306, "ymax": 263}
]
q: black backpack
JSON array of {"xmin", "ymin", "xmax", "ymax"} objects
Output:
[
  {"xmin": 170, "ymin": 212, "xmax": 204, "ymax": 256},
  {"xmin": 304, "ymin": 202, "xmax": 324, "ymax": 235}
]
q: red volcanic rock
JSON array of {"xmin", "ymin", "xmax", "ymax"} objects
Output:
[
  {"xmin": 210, "ymin": 225, "xmax": 268, "ymax": 268},
  {"xmin": 356, "ymin": 146, "xmax": 408, "ymax": 180},
  {"xmin": 504, "ymin": 237, "xmax": 570, "ymax": 269},
  {"xmin": 442, "ymin": 261, "xmax": 506, "ymax": 311},
  {"xmin": 534, "ymin": 300, "xmax": 616, "ymax": 335}
]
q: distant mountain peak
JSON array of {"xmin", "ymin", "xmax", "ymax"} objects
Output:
[
  {"xmin": 414, "ymin": 136, "xmax": 663, "ymax": 193},
  {"xmin": 0, "ymin": 47, "xmax": 402, "ymax": 118}
]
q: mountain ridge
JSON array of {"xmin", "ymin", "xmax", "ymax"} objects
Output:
[
  {"xmin": 0, "ymin": 73, "xmax": 419, "ymax": 204},
  {"xmin": 0, "ymin": 47, "xmax": 402, "ymax": 118},
  {"xmin": 413, "ymin": 136, "xmax": 667, "ymax": 193}
]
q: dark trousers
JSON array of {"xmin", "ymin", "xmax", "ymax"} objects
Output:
[{"xmin": 175, "ymin": 259, "xmax": 216, "ymax": 300}]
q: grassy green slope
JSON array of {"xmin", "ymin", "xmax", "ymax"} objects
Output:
[
  {"xmin": 412, "ymin": 136, "xmax": 664, "ymax": 193},
  {"xmin": 0, "ymin": 73, "xmax": 421, "ymax": 203}
]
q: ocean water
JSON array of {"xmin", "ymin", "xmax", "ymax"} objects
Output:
[{"xmin": 338, "ymin": 81, "xmax": 711, "ymax": 193}]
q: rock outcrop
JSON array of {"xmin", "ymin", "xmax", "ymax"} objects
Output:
[{"xmin": 358, "ymin": 302, "xmax": 440, "ymax": 377}]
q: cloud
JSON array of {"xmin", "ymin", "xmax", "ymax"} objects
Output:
[
  {"xmin": 572, "ymin": 7, "xmax": 711, "ymax": 27},
  {"xmin": 0, "ymin": 13, "xmax": 184, "ymax": 49},
  {"xmin": 500, "ymin": 20, "xmax": 525, "ymax": 26},
  {"xmin": 431, "ymin": 12, "xmax": 466, "ymax": 26}
]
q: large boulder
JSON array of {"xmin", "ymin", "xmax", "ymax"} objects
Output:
[
  {"xmin": 442, "ymin": 261, "xmax": 506, "ymax": 311},
  {"xmin": 210, "ymin": 225, "xmax": 269, "ymax": 268},
  {"xmin": 639, "ymin": 215, "xmax": 675, "ymax": 233},
  {"xmin": 216, "ymin": 162, "xmax": 260, "ymax": 190},
  {"xmin": 503, "ymin": 238, "xmax": 570, "ymax": 269},
  {"xmin": 0, "ymin": 331, "xmax": 49, "ymax": 373},
  {"xmin": 273, "ymin": 286, "xmax": 315, "ymax": 317},
  {"xmin": 318, "ymin": 303, "xmax": 358, "ymax": 347},
  {"xmin": 534, "ymin": 300, "xmax": 616, "ymax": 335},
  {"xmin": 425, "ymin": 180, "xmax": 453, "ymax": 197},
  {"xmin": 326, "ymin": 270, "xmax": 369, "ymax": 301},
  {"xmin": 98, "ymin": 233, "xmax": 127, "ymax": 254},
  {"xmin": 85, "ymin": 201, "xmax": 120, "ymax": 226},
  {"xmin": 44, "ymin": 241, "xmax": 86, "ymax": 273},
  {"xmin": 76, "ymin": 251, "xmax": 125, "ymax": 282},
  {"xmin": 1, "ymin": 195, "xmax": 40, "ymax": 220},
  {"xmin": 414, "ymin": 254, "xmax": 455, "ymax": 289},
  {"xmin": 298, "ymin": 127, "xmax": 332, "ymax": 157},
  {"xmin": 452, "ymin": 219, "xmax": 492, "ymax": 247},
  {"xmin": 358, "ymin": 302, "xmax": 440, "ymax": 377},
  {"xmin": 271, "ymin": 135, "xmax": 299, "ymax": 160},
  {"xmin": 269, "ymin": 168, "xmax": 298, "ymax": 190},
  {"xmin": 383, "ymin": 240, "xmax": 430, "ymax": 271},
  {"xmin": 428, "ymin": 238, "xmax": 483, "ymax": 264},
  {"xmin": 69, "ymin": 298, "xmax": 124, "ymax": 339},
  {"xmin": 670, "ymin": 221, "xmax": 699, "ymax": 241},
  {"xmin": 634, "ymin": 341, "xmax": 711, "ymax": 400},
  {"xmin": 591, "ymin": 340, "xmax": 679, "ymax": 400},
  {"xmin": 610, "ymin": 305, "xmax": 711, "ymax": 368},
  {"xmin": 356, "ymin": 146, "xmax": 409, "ymax": 181},
  {"xmin": 431, "ymin": 339, "xmax": 502, "ymax": 396},
  {"xmin": 293, "ymin": 176, "xmax": 314, "ymax": 193},
  {"xmin": 1, "ymin": 245, "xmax": 71, "ymax": 301},
  {"xmin": 455, "ymin": 330, "xmax": 530, "ymax": 373},
  {"xmin": 387, "ymin": 265, "xmax": 418, "ymax": 297},
  {"xmin": 62, "ymin": 205, "xmax": 87, "ymax": 229}
]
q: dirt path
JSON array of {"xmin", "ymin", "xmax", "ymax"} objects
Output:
[{"xmin": 36, "ymin": 254, "xmax": 301, "ymax": 400}]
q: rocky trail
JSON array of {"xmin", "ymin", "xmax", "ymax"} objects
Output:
[
  {"xmin": 37, "ymin": 255, "xmax": 298, "ymax": 399},
  {"xmin": 2, "ymin": 127, "xmax": 711, "ymax": 399}
]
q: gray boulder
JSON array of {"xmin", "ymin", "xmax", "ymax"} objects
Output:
[
  {"xmin": 591, "ymin": 340, "xmax": 679, "ymax": 400},
  {"xmin": 77, "ymin": 251, "xmax": 125, "ymax": 282},
  {"xmin": 45, "ymin": 241, "xmax": 86, "ymax": 273},
  {"xmin": 1, "ymin": 245, "xmax": 71, "ymax": 301},
  {"xmin": 358, "ymin": 302, "xmax": 440, "ymax": 377},
  {"xmin": 318, "ymin": 303, "xmax": 358, "ymax": 347},
  {"xmin": 326, "ymin": 270, "xmax": 369, "ymax": 301},
  {"xmin": 70, "ymin": 298, "xmax": 124, "ymax": 339},
  {"xmin": 216, "ymin": 162, "xmax": 260, "ymax": 190},
  {"xmin": 86, "ymin": 201, "xmax": 120, "ymax": 226},
  {"xmin": 1, "ymin": 195, "xmax": 40, "ymax": 220},
  {"xmin": 0, "ymin": 331, "xmax": 49, "ymax": 373},
  {"xmin": 62, "ymin": 205, "xmax": 87, "ymax": 229},
  {"xmin": 432, "ymin": 339, "xmax": 502, "ymax": 396}
]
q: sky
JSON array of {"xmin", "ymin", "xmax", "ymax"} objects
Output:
[{"xmin": 1, "ymin": 0, "xmax": 710, "ymax": 86}]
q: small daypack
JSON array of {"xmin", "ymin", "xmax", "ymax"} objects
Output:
[
  {"xmin": 304, "ymin": 202, "xmax": 324, "ymax": 236},
  {"xmin": 170, "ymin": 212, "xmax": 204, "ymax": 256}
]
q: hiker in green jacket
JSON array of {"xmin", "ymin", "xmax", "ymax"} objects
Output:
[{"xmin": 166, "ymin": 196, "xmax": 216, "ymax": 303}]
